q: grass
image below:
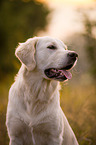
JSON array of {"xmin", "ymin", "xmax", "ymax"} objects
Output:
[
  {"xmin": 60, "ymin": 81, "xmax": 96, "ymax": 145},
  {"xmin": 0, "ymin": 74, "xmax": 14, "ymax": 145}
]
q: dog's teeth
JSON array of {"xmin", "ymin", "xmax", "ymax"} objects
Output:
[
  {"xmin": 51, "ymin": 69, "xmax": 54, "ymax": 71},
  {"xmin": 51, "ymin": 69, "xmax": 57, "ymax": 73},
  {"xmin": 51, "ymin": 69, "xmax": 55, "ymax": 72}
]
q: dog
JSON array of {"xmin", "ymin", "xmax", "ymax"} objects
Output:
[{"xmin": 6, "ymin": 36, "xmax": 79, "ymax": 145}]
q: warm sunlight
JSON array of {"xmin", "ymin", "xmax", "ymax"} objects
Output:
[
  {"xmin": 68, "ymin": 0, "xmax": 93, "ymax": 4},
  {"xmin": 37, "ymin": 0, "xmax": 94, "ymax": 5},
  {"xmin": 37, "ymin": 0, "xmax": 96, "ymax": 39}
]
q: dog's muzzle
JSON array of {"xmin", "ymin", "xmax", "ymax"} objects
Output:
[{"xmin": 44, "ymin": 52, "xmax": 78, "ymax": 82}]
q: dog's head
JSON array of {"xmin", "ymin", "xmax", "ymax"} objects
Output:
[{"xmin": 15, "ymin": 36, "xmax": 78, "ymax": 82}]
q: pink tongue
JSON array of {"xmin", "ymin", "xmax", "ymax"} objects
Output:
[{"xmin": 61, "ymin": 70, "xmax": 72, "ymax": 79}]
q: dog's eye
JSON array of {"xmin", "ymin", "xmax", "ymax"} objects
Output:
[{"xmin": 47, "ymin": 45, "xmax": 56, "ymax": 50}]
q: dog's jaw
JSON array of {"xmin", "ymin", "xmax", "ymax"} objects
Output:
[{"xmin": 44, "ymin": 62, "xmax": 76, "ymax": 82}]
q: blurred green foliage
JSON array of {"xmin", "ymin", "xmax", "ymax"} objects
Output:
[
  {"xmin": 83, "ymin": 13, "xmax": 96, "ymax": 80},
  {"xmin": 0, "ymin": 0, "xmax": 49, "ymax": 78}
]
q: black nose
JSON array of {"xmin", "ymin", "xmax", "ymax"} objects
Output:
[{"xmin": 67, "ymin": 52, "xmax": 78, "ymax": 59}]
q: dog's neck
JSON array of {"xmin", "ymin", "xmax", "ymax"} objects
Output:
[{"xmin": 16, "ymin": 65, "xmax": 60, "ymax": 115}]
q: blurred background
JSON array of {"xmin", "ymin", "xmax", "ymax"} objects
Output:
[{"xmin": 0, "ymin": 0, "xmax": 96, "ymax": 144}]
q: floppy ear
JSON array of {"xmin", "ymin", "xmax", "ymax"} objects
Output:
[{"xmin": 15, "ymin": 37, "xmax": 38, "ymax": 71}]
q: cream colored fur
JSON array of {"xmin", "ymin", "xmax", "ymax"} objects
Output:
[{"xmin": 6, "ymin": 36, "xmax": 79, "ymax": 145}]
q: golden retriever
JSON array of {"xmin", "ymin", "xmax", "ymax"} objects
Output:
[{"xmin": 6, "ymin": 36, "xmax": 79, "ymax": 145}]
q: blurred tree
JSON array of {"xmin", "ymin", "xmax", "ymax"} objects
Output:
[
  {"xmin": 82, "ymin": 13, "xmax": 96, "ymax": 80},
  {"xmin": 0, "ymin": 0, "xmax": 50, "ymax": 78}
]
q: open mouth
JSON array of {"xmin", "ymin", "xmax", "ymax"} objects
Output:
[{"xmin": 44, "ymin": 64, "xmax": 74, "ymax": 81}]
